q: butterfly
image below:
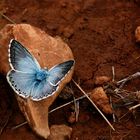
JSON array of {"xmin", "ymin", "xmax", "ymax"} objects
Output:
[{"xmin": 6, "ymin": 39, "xmax": 74, "ymax": 101}]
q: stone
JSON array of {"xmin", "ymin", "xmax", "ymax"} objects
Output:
[
  {"xmin": 62, "ymin": 26, "xmax": 74, "ymax": 38},
  {"xmin": 68, "ymin": 112, "xmax": 76, "ymax": 124},
  {"xmin": 48, "ymin": 124, "xmax": 72, "ymax": 140},
  {"xmin": 95, "ymin": 76, "xmax": 111, "ymax": 85},
  {"xmin": 135, "ymin": 26, "xmax": 140, "ymax": 42},
  {"xmin": 0, "ymin": 24, "xmax": 74, "ymax": 139},
  {"xmin": 89, "ymin": 87, "xmax": 112, "ymax": 114}
]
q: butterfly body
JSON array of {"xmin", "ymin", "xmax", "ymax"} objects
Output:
[
  {"xmin": 7, "ymin": 39, "xmax": 74, "ymax": 101},
  {"xmin": 35, "ymin": 70, "xmax": 49, "ymax": 81}
]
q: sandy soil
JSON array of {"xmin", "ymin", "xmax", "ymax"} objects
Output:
[{"xmin": 1, "ymin": 0, "xmax": 140, "ymax": 139}]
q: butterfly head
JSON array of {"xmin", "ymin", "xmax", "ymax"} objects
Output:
[{"xmin": 35, "ymin": 70, "xmax": 49, "ymax": 81}]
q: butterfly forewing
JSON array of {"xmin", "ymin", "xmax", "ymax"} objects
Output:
[
  {"xmin": 9, "ymin": 39, "xmax": 41, "ymax": 73},
  {"xmin": 48, "ymin": 60, "xmax": 74, "ymax": 86}
]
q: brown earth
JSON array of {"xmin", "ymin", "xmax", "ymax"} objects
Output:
[{"xmin": 1, "ymin": 0, "xmax": 140, "ymax": 140}]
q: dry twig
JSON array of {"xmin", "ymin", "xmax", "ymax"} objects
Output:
[
  {"xmin": 118, "ymin": 111, "xmax": 130, "ymax": 121},
  {"xmin": 11, "ymin": 121, "xmax": 28, "ymax": 130},
  {"xmin": 112, "ymin": 66, "xmax": 115, "ymax": 82},
  {"xmin": 110, "ymin": 96, "xmax": 116, "ymax": 123},
  {"xmin": 0, "ymin": 111, "xmax": 12, "ymax": 136},
  {"xmin": 75, "ymin": 100, "xmax": 80, "ymax": 122},
  {"xmin": 129, "ymin": 104, "xmax": 140, "ymax": 111},
  {"xmin": 117, "ymin": 72, "xmax": 140, "ymax": 88},
  {"xmin": 0, "ymin": 12, "xmax": 16, "ymax": 24}
]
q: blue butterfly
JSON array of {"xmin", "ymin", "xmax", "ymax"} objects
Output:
[{"xmin": 6, "ymin": 39, "xmax": 74, "ymax": 101}]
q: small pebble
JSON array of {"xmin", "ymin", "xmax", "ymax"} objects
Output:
[
  {"xmin": 48, "ymin": 124, "xmax": 72, "ymax": 140},
  {"xmin": 135, "ymin": 26, "xmax": 140, "ymax": 42},
  {"xmin": 90, "ymin": 87, "xmax": 112, "ymax": 114},
  {"xmin": 62, "ymin": 26, "xmax": 74, "ymax": 38},
  {"xmin": 95, "ymin": 76, "xmax": 111, "ymax": 85},
  {"xmin": 68, "ymin": 112, "xmax": 76, "ymax": 124}
]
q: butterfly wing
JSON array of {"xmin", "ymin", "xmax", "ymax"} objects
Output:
[
  {"xmin": 7, "ymin": 70, "xmax": 36, "ymax": 98},
  {"xmin": 9, "ymin": 39, "xmax": 40, "ymax": 73},
  {"xmin": 31, "ymin": 80, "xmax": 58, "ymax": 101},
  {"xmin": 7, "ymin": 70, "xmax": 58, "ymax": 100},
  {"xmin": 48, "ymin": 60, "xmax": 74, "ymax": 86}
]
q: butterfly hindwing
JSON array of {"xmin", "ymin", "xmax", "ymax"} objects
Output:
[
  {"xmin": 7, "ymin": 70, "xmax": 58, "ymax": 101},
  {"xmin": 7, "ymin": 70, "xmax": 36, "ymax": 98},
  {"xmin": 31, "ymin": 80, "xmax": 58, "ymax": 101},
  {"xmin": 48, "ymin": 60, "xmax": 74, "ymax": 86},
  {"xmin": 9, "ymin": 39, "xmax": 40, "ymax": 73}
]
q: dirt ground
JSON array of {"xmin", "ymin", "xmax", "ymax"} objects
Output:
[{"xmin": 1, "ymin": 0, "xmax": 140, "ymax": 140}]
